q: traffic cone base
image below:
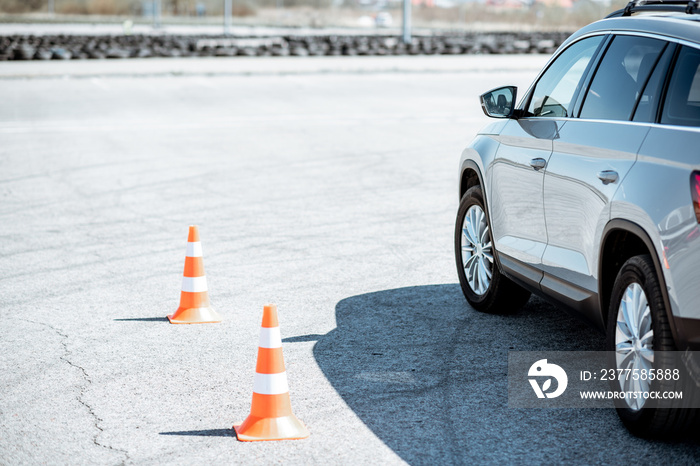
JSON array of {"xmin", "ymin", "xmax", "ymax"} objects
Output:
[
  {"xmin": 167, "ymin": 307, "xmax": 222, "ymax": 324},
  {"xmin": 233, "ymin": 415, "xmax": 309, "ymax": 442}
]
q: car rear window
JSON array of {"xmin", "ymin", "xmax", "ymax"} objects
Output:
[{"xmin": 661, "ymin": 46, "xmax": 700, "ymax": 127}]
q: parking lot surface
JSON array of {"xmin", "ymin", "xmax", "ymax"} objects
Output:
[{"xmin": 1, "ymin": 55, "xmax": 699, "ymax": 464}]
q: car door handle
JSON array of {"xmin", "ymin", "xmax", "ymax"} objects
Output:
[
  {"xmin": 597, "ymin": 170, "xmax": 619, "ymax": 185},
  {"xmin": 529, "ymin": 158, "xmax": 547, "ymax": 171}
]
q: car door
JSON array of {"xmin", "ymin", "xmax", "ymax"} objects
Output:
[
  {"xmin": 489, "ymin": 35, "xmax": 604, "ymax": 288},
  {"xmin": 540, "ymin": 34, "xmax": 669, "ymax": 323},
  {"xmin": 623, "ymin": 43, "xmax": 700, "ymax": 322}
]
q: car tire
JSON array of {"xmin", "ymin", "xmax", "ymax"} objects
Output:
[
  {"xmin": 454, "ymin": 186, "xmax": 531, "ymax": 313},
  {"xmin": 606, "ymin": 254, "xmax": 698, "ymax": 437}
]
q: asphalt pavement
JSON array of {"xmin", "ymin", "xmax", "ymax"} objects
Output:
[
  {"xmin": 0, "ymin": 54, "xmax": 547, "ymax": 79},
  {"xmin": 1, "ymin": 55, "xmax": 699, "ymax": 464}
]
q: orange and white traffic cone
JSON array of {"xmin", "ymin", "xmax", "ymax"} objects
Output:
[
  {"xmin": 233, "ymin": 304, "xmax": 309, "ymax": 441},
  {"xmin": 167, "ymin": 225, "xmax": 222, "ymax": 324}
]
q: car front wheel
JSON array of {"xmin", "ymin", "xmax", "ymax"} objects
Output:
[{"xmin": 454, "ymin": 186, "xmax": 530, "ymax": 313}]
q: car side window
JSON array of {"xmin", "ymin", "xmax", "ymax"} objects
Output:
[
  {"xmin": 580, "ymin": 35, "xmax": 666, "ymax": 121},
  {"xmin": 661, "ymin": 46, "xmax": 700, "ymax": 127},
  {"xmin": 526, "ymin": 36, "xmax": 603, "ymax": 118},
  {"xmin": 633, "ymin": 43, "xmax": 675, "ymax": 123}
]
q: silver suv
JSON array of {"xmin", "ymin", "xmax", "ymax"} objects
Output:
[{"xmin": 455, "ymin": 0, "xmax": 700, "ymax": 436}]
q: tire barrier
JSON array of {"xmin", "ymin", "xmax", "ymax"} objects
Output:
[{"xmin": 0, "ymin": 31, "xmax": 571, "ymax": 60}]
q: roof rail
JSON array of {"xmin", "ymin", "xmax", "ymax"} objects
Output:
[{"xmin": 606, "ymin": 0, "xmax": 699, "ymax": 18}]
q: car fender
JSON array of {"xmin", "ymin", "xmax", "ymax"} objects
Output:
[
  {"xmin": 600, "ymin": 216, "xmax": 682, "ymax": 348},
  {"xmin": 459, "ymin": 134, "xmax": 501, "ymax": 196},
  {"xmin": 459, "ymin": 135, "xmax": 505, "ymax": 275}
]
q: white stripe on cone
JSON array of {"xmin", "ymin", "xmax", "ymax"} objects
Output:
[
  {"xmin": 258, "ymin": 327, "xmax": 282, "ymax": 349},
  {"xmin": 186, "ymin": 241, "xmax": 203, "ymax": 258},
  {"xmin": 253, "ymin": 372, "xmax": 290, "ymax": 395},
  {"xmin": 181, "ymin": 276, "xmax": 208, "ymax": 293}
]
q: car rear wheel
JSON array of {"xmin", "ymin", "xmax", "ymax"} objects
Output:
[
  {"xmin": 454, "ymin": 186, "xmax": 531, "ymax": 313},
  {"xmin": 606, "ymin": 254, "xmax": 698, "ymax": 436}
]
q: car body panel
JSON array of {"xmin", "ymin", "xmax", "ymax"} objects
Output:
[
  {"xmin": 488, "ymin": 119, "xmax": 560, "ymax": 271},
  {"xmin": 541, "ymin": 119, "xmax": 647, "ymax": 319},
  {"xmin": 615, "ymin": 125, "xmax": 700, "ymax": 323},
  {"xmin": 568, "ymin": 16, "xmax": 700, "ymax": 48},
  {"xmin": 459, "ymin": 135, "xmax": 496, "ymax": 194},
  {"xmin": 477, "ymin": 119, "xmax": 510, "ymax": 137}
]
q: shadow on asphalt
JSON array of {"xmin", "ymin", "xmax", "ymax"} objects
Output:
[
  {"xmin": 113, "ymin": 317, "xmax": 170, "ymax": 322},
  {"xmin": 283, "ymin": 334, "xmax": 324, "ymax": 343},
  {"xmin": 159, "ymin": 429, "xmax": 236, "ymax": 437},
  {"xmin": 310, "ymin": 284, "xmax": 700, "ymax": 463}
]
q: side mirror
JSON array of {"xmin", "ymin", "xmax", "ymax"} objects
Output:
[{"xmin": 480, "ymin": 86, "xmax": 518, "ymax": 119}]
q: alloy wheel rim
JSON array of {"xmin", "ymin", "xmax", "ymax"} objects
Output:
[
  {"xmin": 614, "ymin": 282, "xmax": 654, "ymax": 411},
  {"xmin": 461, "ymin": 205, "xmax": 493, "ymax": 296}
]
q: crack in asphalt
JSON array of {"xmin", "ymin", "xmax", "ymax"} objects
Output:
[{"xmin": 18, "ymin": 318, "xmax": 130, "ymax": 465}]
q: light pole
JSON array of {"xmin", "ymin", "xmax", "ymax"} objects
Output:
[
  {"xmin": 224, "ymin": 0, "xmax": 232, "ymax": 35},
  {"xmin": 402, "ymin": 0, "xmax": 412, "ymax": 44},
  {"xmin": 153, "ymin": 0, "xmax": 161, "ymax": 28}
]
